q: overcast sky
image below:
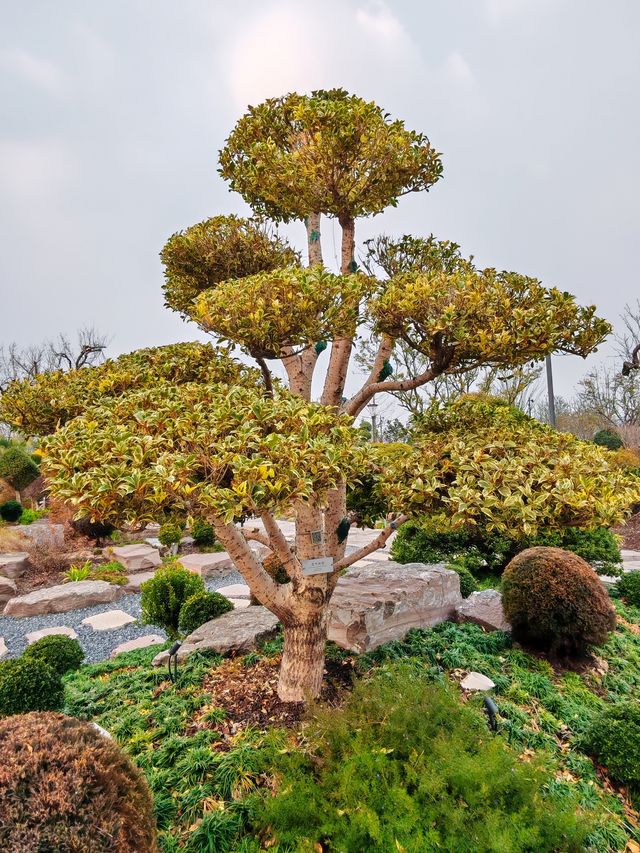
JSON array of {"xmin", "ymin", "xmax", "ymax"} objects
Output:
[{"xmin": 1, "ymin": 0, "xmax": 639, "ymax": 404}]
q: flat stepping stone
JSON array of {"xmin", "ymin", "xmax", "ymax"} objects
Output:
[
  {"xmin": 124, "ymin": 571, "xmax": 156, "ymax": 593},
  {"xmin": 81, "ymin": 609, "xmax": 136, "ymax": 631},
  {"xmin": 4, "ymin": 580, "xmax": 123, "ymax": 617},
  {"xmin": 153, "ymin": 606, "xmax": 279, "ymax": 666},
  {"xmin": 229, "ymin": 598, "xmax": 251, "ymax": 609},
  {"xmin": 26, "ymin": 626, "xmax": 78, "ymax": 644},
  {"xmin": 111, "ymin": 634, "xmax": 165, "ymax": 657},
  {"xmin": 108, "ymin": 543, "xmax": 161, "ymax": 572},
  {"xmin": 0, "ymin": 576, "xmax": 17, "ymax": 606},
  {"xmin": 178, "ymin": 552, "xmax": 233, "ymax": 578},
  {"xmin": 0, "ymin": 638, "xmax": 7, "ymax": 658},
  {"xmin": 0, "ymin": 552, "xmax": 30, "ymax": 579},
  {"xmin": 461, "ymin": 672, "xmax": 495, "ymax": 691},
  {"xmin": 217, "ymin": 583, "xmax": 251, "ymax": 599}
]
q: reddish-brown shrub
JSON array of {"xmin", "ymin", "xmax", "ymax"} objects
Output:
[
  {"xmin": 0, "ymin": 712, "xmax": 158, "ymax": 852},
  {"xmin": 502, "ymin": 546, "xmax": 616, "ymax": 655}
]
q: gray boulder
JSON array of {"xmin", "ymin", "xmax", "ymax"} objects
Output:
[
  {"xmin": 108, "ymin": 543, "xmax": 162, "ymax": 572},
  {"xmin": 0, "ymin": 576, "xmax": 18, "ymax": 605},
  {"xmin": 327, "ymin": 561, "xmax": 462, "ymax": 653},
  {"xmin": 153, "ymin": 605, "xmax": 279, "ymax": 666},
  {"xmin": 455, "ymin": 589, "xmax": 511, "ymax": 632},
  {"xmin": 0, "ymin": 552, "xmax": 30, "ymax": 578},
  {"xmin": 4, "ymin": 580, "xmax": 123, "ymax": 617}
]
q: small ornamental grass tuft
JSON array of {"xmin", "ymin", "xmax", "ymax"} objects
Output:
[
  {"xmin": 23, "ymin": 634, "xmax": 85, "ymax": 678},
  {"xmin": 502, "ymin": 547, "xmax": 616, "ymax": 655},
  {"xmin": 179, "ymin": 591, "xmax": 233, "ymax": 634}
]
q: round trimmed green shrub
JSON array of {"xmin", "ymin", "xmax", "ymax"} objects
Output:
[
  {"xmin": 448, "ymin": 561, "xmax": 479, "ymax": 598},
  {"xmin": 23, "ymin": 634, "xmax": 85, "ymax": 677},
  {"xmin": 0, "ymin": 499, "xmax": 23, "ymax": 522},
  {"xmin": 502, "ymin": 547, "xmax": 616, "ymax": 655},
  {"xmin": 593, "ymin": 428, "xmax": 623, "ymax": 450},
  {"xmin": 0, "ymin": 658, "xmax": 63, "ymax": 717},
  {"xmin": 614, "ymin": 571, "xmax": 640, "ymax": 607},
  {"xmin": 141, "ymin": 563, "xmax": 204, "ymax": 639},
  {"xmin": 191, "ymin": 517, "xmax": 216, "ymax": 548},
  {"xmin": 582, "ymin": 701, "xmax": 640, "ymax": 785},
  {"xmin": 179, "ymin": 591, "xmax": 234, "ymax": 634},
  {"xmin": 158, "ymin": 522, "xmax": 184, "ymax": 548},
  {"xmin": 0, "ymin": 711, "xmax": 158, "ymax": 852},
  {"xmin": 0, "ymin": 446, "xmax": 39, "ymax": 490}
]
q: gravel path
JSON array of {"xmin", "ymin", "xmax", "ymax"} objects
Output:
[{"xmin": 0, "ymin": 570, "xmax": 245, "ymax": 662}]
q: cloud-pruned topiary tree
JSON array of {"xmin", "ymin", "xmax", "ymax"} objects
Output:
[{"xmin": 2, "ymin": 88, "xmax": 637, "ymax": 702}]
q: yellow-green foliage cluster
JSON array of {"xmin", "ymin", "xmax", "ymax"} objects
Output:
[
  {"xmin": 372, "ymin": 267, "xmax": 610, "ymax": 370},
  {"xmin": 161, "ymin": 214, "xmax": 300, "ymax": 318},
  {"xmin": 42, "ymin": 384, "xmax": 364, "ymax": 526},
  {"xmin": 378, "ymin": 397, "xmax": 640, "ymax": 537},
  {"xmin": 219, "ymin": 88, "xmax": 443, "ymax": 222},
  {"xmin": 0, "ymin": 342, "xmax": 259, "ymax": 437},
  {"xmin": 193, "ymin": 265, "xmax": 372, "ymax": 357}
]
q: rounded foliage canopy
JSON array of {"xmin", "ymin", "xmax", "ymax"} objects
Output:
[
  {"xmin": 42, "ymin": 383, "xmax": 363, "ymax": 526},
  {"xmin": 193, "ymin": 265, "xmax": 373, "ymax": 357},
  {"xmin": 0, "ymin": 342, "xmax": 260, "ymax": 437},
  {"xmin": 161, "ymin": 214, "xmax": 300, "ymax": 319},
  {"xmin": 219, "ymin": 88, "xmax": 443, "ymax": 222},
  {"xmin": 0, "ymin": 446, "xmax": 40, "ymax": 490},
  {"xmin": 377, "ymin": 397, "xmax": 640, "ymax": 537}
]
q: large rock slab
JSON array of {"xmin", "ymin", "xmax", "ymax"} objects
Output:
[
  {"xmin": 0, "ymin": 576, "xmax": 17, "ymax": 605},
  {"xmin": 327, "ymin": 561, "xmax": 461, "ymax": 653},
  {"xmin": 108, "ymin": 543, "xmax": 162, "ymax": 572},
  {"xmin": 177, "ymin": 552, "xmax": 234, "ymax": 578},
  {"xmin": 4, "ymin": 580, "xmax": 123, "ymax": 617},
  {"xmin": 0, "ymin": 552, "xmax": 30, "ymax": 578},
  {"xmin": 217, "ymin": 583, "xmax": 251, "ymax": 600},
  {"xmin": 17, "ymin": 522, "xmax": 65, "ymax": 548},
  {"xmin": 153, "ymin": 605, "xmax": 279, "ymax": 666},
  {"xmin": 455, "ymin": 589, "xmax": 511, "ymax": 632},
  {"xmin": 124, "ymin": 571, "xmax": 156, "ymax": 593}
]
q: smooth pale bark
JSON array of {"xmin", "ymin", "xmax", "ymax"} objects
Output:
[
  {"xmin": 277, "ymin": 613, "xmax": 328, "ymax": 702},
  {"xmin": 322, "ymin": 216, "xmax": 355, "ymax": 407}
]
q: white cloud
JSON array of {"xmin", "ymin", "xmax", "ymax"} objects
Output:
[
  {"xmin": 223, "ymin": 3, "xmax": 324, "ymax": 111},
  {"xmin": 0, "ymin": 48, "xmax": 67, "ymax": 95},
  {"xmin": 356, "ymin": 2, "xmax": 405, "ymax": 43},
  {"xmin": 444, "ymin": 51, "xmax": 475, "ymax": 86}
]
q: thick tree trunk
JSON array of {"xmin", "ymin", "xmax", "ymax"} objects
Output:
[{"xmin": 277, "ymin": 612, "xmax": 328, "ymax": 702}]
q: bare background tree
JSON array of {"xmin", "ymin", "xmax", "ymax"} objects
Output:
[{"xmin": 0, "ymin": 327, "xmax": 109, "ymax": 391}]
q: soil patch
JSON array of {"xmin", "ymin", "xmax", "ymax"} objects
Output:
[{"xmin": 188, "ymin": 654, "xmax": 355, "ymax": 739}]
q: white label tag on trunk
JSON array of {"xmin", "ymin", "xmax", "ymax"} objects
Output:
[{"xmin": 301, "ymin": 556, "xmax": 333, "ymax": 575}]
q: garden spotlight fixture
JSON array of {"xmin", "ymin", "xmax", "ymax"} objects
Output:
[
  {"xmin": 167, "ymin": 640, "xmax": 182, "ymax": 683},
  {"xmin": 483, "ymin": 696, "xmax": 500, "ymax": 732}
]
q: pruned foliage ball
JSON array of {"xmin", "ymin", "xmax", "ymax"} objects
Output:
[
  {"xmin": 582, "ymin": 701, "xmax": 640, "ymax": 786},
  {"xmin": 0, "ymin": 712, "xmax": 158, "ymax": 852},
  {"xmin": 0, "ymin": 658, "xmax": 63, "ymax": 717},
  {"xmin": 191, "ymin": 517, "xmax": 216, "ymax": 547},
  {"xmin": 614, "ymin": 570, "xmax": 640, "ymax": 607},
  {"xmin": 141, "ymin": 563, "xmax": 204, "ymax": 639},
  {"xmin": 70, "ymin": 516, "xmax": 116, "ymax": 544},
  {"xmin": 502, "ymin": 547, "xmax": 616, "ymax": 655},
  {"xmin": 178, "ymin": 590, "xmax": 233, "ymax": 634},
  {"xmin": 0, "ymin": 499, "xmax": 23, "ymax": 522},
  {"xmin": 23, "ymin": 634, "xmax": 84, "ymax": 677},
  {"xmin": 0, "ymin": 446, "xmax": 39, "ymax": 491}
]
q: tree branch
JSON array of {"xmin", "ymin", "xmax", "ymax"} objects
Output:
[
  {"xmin": 255, "ymin": 355, "xmax": 274, "ymax": 397},
  {"xmin": 259, "ymin": 511, "xmax": 303, "ymax": 581},
  {"xmin": 333, "ymin": 515, "xmax": 407, "ymax": 571},
  {"xmin": 212, "ymin": 518, "xmax": 293, "ymax": 620},
  {"xmin": 345, "ymin": 367, "xmax": 438, "ymax": 417},
  {"xmin": 241, "ymin": 528, "xmax": 272, "ymax": 549}
]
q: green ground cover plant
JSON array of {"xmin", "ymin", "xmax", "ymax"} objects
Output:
[{"xmin": 59, "ymin": 601, "xmax": 640, "ymax": 852}]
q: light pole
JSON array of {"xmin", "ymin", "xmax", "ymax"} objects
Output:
[{"xmin": 545, "ymin": 354, "xmax": 556, "ymax": 428}]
